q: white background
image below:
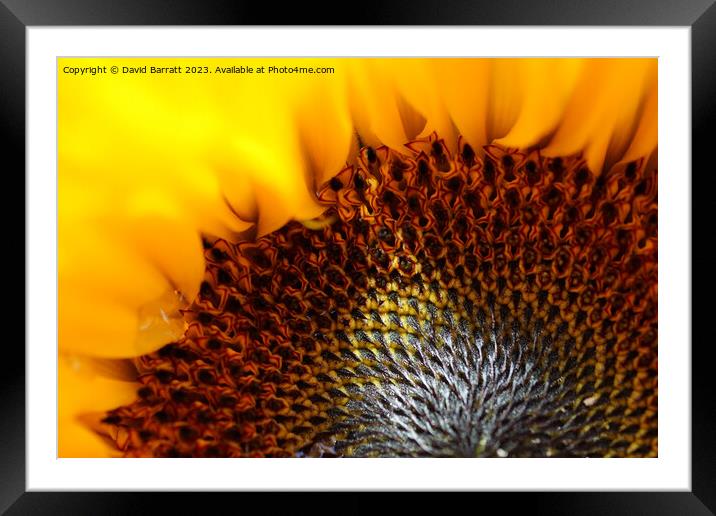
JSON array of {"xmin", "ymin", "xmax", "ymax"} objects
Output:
[{"xmin": 27, "ymin": 27, "xmax": 690, "ymax": 490}]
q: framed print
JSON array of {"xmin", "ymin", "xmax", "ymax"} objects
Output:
[{"xmin": 5, "ymin": 0, "xmax": 712, "ymax": 513}]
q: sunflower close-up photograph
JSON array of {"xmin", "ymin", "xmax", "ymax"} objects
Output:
[{"xmin": 57, "ymin": 56, "xmax": 659, "ymax": 460}]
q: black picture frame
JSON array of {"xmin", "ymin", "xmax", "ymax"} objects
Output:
[{"xmin": 4, "ymin": 1, "xmax": 712, "ymax": 513}]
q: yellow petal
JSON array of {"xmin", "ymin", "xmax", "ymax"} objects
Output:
[
  {"xmin": 58, "ymin": 355, "xmax": 139, "ymax": 457},
  {"xmin": 291, "ymin": 61, "xmax": 354, "ymax": 186},
  {"xmin": 388, "ymin": 60, "xmax": 457, "ymax": 147},
  {"xmin": 59, "ymin": 66, "xmax": 253, "ymax": 239},
  {"xmin": 225, "ymin": 134, "xmax": 324, "ymax": 236},
  {"xmin": 58, "ymin": 211, "xmax": 201, "ymax": 357},
  {"xmin": 347, "ymin": 59, "xmax": 415, "ymax": 151},
  {"xmin": 620, "ymin": 62, "xmax": 658, "ymax": 164},
  {"xmin": 486, "ymin": 59, "xmax": 526, "ymax": 142},
  {"xmin": 435, "ymin": 59, "xmax": 491, "ymax": 151}
]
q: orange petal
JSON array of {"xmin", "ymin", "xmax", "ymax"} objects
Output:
[
  {"xmin": 58, "ymin": 355, "xmax": 139, "ymax": 457},
  {"xmin": 542, "ymin": 58, "xmax": 656, "ymax": 173},
  {"xmin": 496, "ymin": 59, "xmax": 584, "ymax": 148}
]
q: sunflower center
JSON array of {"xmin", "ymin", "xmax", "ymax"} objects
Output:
[
  {"xmin": 104, "ymin": 135, "xmax": 657, "ymax": 458},
  {"xmin": 318, "ymin": 285, "xmax": 597, "ymax": 458}
]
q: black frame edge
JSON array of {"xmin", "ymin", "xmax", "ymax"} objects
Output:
[
  {"xmin": 1, "ymin": 0, "xmax": 716, "ymax": 26},
  {"xmin": 691, "ymin": 0, "xmax": 716, "ymax": 512},
  {"xmin": 3, "ymin": 492, "xmax": 716, "ymax": 516},
  {"xmin": 0, "ymin": 0, "xmax": 27, "ymax": 514}
]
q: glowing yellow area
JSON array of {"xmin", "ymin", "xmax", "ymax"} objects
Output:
[{"xmin": 57, "ymin": 57, "xmax": 657, "ymax": 456}]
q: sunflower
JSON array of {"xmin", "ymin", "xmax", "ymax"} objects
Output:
[{"xmin": 58, "ymin": 57, "xmax": 657, "ymax": 458}]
